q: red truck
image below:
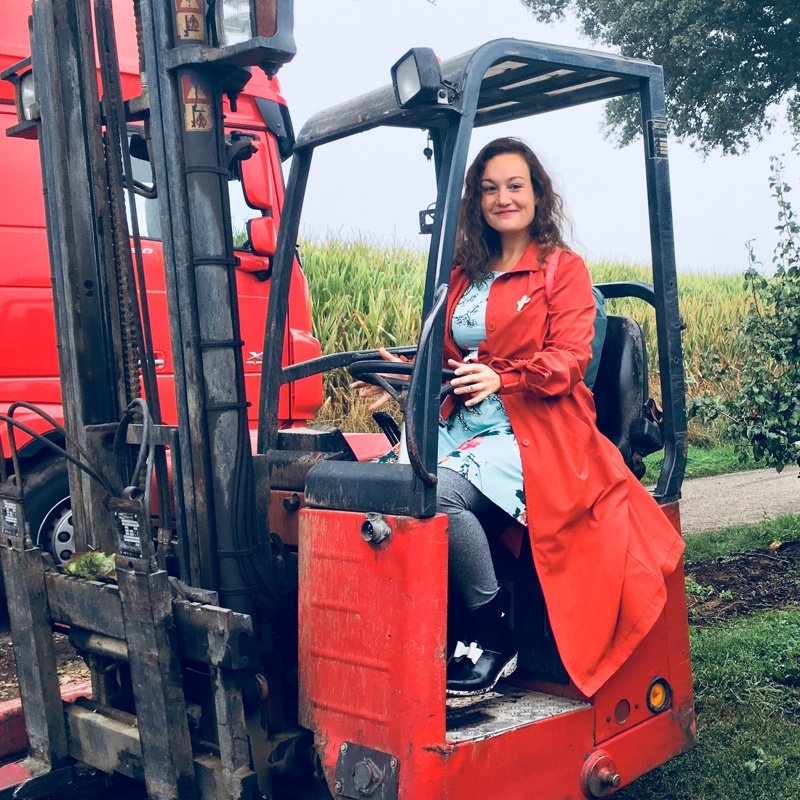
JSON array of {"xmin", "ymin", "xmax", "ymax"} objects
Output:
[{"xmin": 0, "ymin": 0, "xmax": 322, "ymax": 566}]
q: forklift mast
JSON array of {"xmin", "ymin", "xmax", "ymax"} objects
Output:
[{"xmin": 1, "ymin": 0, "xmax": 305, "ymax": 798}]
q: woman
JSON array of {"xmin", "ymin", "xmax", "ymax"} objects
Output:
[{"xmin": 357, "ymin": 137, "xmax": 684, "ymax": 699}]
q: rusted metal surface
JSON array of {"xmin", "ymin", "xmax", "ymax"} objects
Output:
[
  {"xmin": 334, "ymin": 742, "xmax": 399, "ymax": 800},
  {"xmin": 46, "ymin": 572, "xmax": 126, "ymax": 638},
  {"xmin": 68, "ymin": 629, "xmax": 130, "ymax": 662},
  {"xmin": 266, "ymin": 489, "xmax": 305, "ymax": 548},
  {"xmin": 172, "ymin": 600, "xmax": 255, "ymax": 669},
  {"xmin": 46, "ymin": 571, "xmax": 256, "ymax": 669},
  {"xmin": 208, "ymin": 667, "xmax": 259, "ymax": 799},
  {"xmin": 0, "ymin": 538, "xmax": 69, "ymax": 772},
  {"xmin": 65, "ymin": 701, "xmax": 144, "ymax": 782},
  {"xmin": 116, "ymin": 562, "xmax": 196, "ymax": 800}
]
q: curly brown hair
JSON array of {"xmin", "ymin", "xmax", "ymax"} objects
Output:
[{"xmin": 452, "ymin": 137, "xmax": 567, "ymax": 281}]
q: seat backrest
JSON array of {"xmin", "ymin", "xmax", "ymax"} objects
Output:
[{"xmin": 592, "ymin": 315, "xmax": 648, "ymax": 468}]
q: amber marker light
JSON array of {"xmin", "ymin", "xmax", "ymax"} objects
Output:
[{"xmin": 647, "ymin": 677, "xmax": 671, "ymax": 713}]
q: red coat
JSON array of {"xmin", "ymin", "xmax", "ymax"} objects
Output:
[{"xmin": 442, "ymin": 240, "xmax": 684, "ymax": 698}]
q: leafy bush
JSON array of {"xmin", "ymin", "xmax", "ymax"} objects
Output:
[{"xmin": 692, "ymin": 152, "xmax": 800, "ymax": 472}]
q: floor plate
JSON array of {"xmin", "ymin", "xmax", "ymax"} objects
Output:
[{"xmin": 445, "ymin": 685, "xmax": 589, "ymax": 744}]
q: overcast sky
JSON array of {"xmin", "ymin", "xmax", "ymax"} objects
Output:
[{"xmin": 277, "ymin": 0, "xmax": 800, "ymax": 275}]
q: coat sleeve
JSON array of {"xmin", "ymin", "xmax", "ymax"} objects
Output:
[{"xmin": 489, "ymin": 252, "xmax": 596, "ymax": 397}]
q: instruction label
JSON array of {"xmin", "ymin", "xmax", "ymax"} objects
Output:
[
  {"xmin": 648, "ymin": 119, "xmax": 669, "ymax": 159},
  {"xmin": 115, "ymin": 511, "xmax": 142, "ymax": 558},
  {"xmin": 1, "ymin": 499, "xmax": 19, "ymax": 535}
]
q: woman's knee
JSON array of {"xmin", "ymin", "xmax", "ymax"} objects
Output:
[{"xmin": 437, "ymin": 468, "xmax": 474, "ymax": 515}]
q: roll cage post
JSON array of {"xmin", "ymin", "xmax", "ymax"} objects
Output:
[{"xmin": 639, "ymin": 70, "xmax": 687, "ymax": 502}]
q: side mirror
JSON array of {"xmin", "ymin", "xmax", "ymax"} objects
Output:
[
  {"xmin": 248, "ymin": 215, "xmax": 277, "ymax": 257},
  {"xmin": 240, "ymin": 148, "xmax": 275, "ymax": 210}
]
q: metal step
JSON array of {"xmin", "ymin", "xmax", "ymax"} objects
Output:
[{"xmin": 445, "ymin": 685, "xmax": 589, "ymax": 744}]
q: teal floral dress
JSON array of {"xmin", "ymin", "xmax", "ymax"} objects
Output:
[{"xmin": 438, "ymin": 273, "xmax": 527, "ymax": 526}]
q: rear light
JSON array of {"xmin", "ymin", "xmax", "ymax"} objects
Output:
[
  {"xmin": 647, "ymin": 677, "xmax": 671, "ymax": 712},
  {"xmin": 253, "ymin": 0, "xmax": 278, "ymax": 38}
]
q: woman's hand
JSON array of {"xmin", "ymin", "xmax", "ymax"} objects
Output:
[
  {"xmin": 448, "ymin": 358, "xmax": 501, "ymax": 407},
  {"xmin": 350, "ymin": 347, "xmax": 404, "ymax": 411}
]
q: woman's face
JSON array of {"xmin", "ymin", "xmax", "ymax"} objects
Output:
[{"xmin": 479, "ymin": 152, "xmax": 536, "ymax": 237}]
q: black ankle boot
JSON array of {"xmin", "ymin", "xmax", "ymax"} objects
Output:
[{"xmin": 446, "ymin": 588, "xmax": 518, "ymax": 697}]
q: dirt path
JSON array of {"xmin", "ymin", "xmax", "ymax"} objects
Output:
[{"xmin": 679, "ymin": 467, "xmax": 800, "ymax": 535}]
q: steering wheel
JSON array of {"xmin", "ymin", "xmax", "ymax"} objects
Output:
[
  {"xmin": 348, "ymin": 359, "xmax": 456, "ymax": 402},
  {"xmin": 349, "ymin": 283, "xmax": 451, "ymax": 487}
]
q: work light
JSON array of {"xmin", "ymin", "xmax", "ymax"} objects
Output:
[
  {"xmin": 0, "ymin": 57, "xmax": 38, "ymax": 138},
  {"xmin": 170, "ymin": 0, "xmax": 295, "ymax": 73},
  {"xmin": 18, "ymin": 70, "xmax": 37, "ymax": 121},
  {"xmin": 391, "ymin": 47, "xmax": 445, "ymax": 108},
  {"xmin": 216, "ymin": 0, "xmax": 278, "ymax": 47}
]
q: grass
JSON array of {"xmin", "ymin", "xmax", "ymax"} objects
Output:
[
  {"xmin": 642, "ymin": 444, "xmax": 760, "ymax": 485},
  {"xmin": 682, "ymin": 513, "xmax": 800, "ymax": 564},
  {"xmin": 614, "ymin": 515, "xmax": 800, "ymax": 799},
  {"xmin": 615, "ymin": 609, "xmax": 800, "ymax": 800}
]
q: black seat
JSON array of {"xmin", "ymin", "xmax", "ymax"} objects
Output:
[{"xmin": 592, "ymin": 315, "xmax": 662, "ymax": 479}]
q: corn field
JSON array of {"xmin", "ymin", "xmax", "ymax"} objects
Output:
[{"xmin": 300, "ymin": 237, "xmax": 751, "ymax": 441}]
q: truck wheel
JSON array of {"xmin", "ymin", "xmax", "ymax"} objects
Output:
[{"xmin": 23, "ymin": 455, "xmax": 74, "ymax": 565}]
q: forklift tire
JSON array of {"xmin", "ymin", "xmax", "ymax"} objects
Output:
[{"xmin": 22, "ymin": 454, "xmax": 74, "ymax": 566}]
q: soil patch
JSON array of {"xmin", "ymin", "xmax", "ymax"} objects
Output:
[
  {"xmin": 685, "ymin": 540, "xmax": 800, "ymax": 624},
  {"xmin": 0, "ymin": 611, "xmax": 89, "ymax": 702}
]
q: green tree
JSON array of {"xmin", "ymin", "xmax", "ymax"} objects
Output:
[
  {"xmin": 692, "ymin": 153, "xmax": 800, "ymax": 471},
  {"xmin": 520, "ymin": 0, "xmax": 799, "ymax": 154}
]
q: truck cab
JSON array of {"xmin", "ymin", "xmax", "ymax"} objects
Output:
[{"xmin": 0, "ymin": 0, "xmax": 321, "ymax": 565}]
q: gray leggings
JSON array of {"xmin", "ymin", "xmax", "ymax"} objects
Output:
[{"xmin": 437, "ymin": 467, "xmax": 500, "ymax": 611}]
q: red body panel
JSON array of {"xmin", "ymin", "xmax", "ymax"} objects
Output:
[
  {"xmin": 0, "ymin": 1, "xmax": 322, "ymax": 458},
  {"xmin": 298, "ymin": 505, "xmax": 695, "ymax": 799}
]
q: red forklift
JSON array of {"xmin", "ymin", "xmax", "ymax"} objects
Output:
[
  {"xmin": 0, "ymin": 0, "xmax": 693, "ymax": 796},
  {"xmin": 261, "ymin": 40, "xmax": 694, "ymax": 800}
]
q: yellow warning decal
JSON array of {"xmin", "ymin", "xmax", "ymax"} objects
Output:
[
  {"xmin": 182, "ymin": 76, "xmax": 213, "ymax": 132},
  {"xmin": 176, "ymin": 0, "xmax": 204, "ymax": 41}
]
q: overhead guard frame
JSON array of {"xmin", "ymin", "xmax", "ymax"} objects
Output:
[{"xmin": 259, "ymin": 38, "xmax": 687, "ymax": 515}]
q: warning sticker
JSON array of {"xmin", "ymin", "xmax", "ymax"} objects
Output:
[
  {"xmin": 182, "ymin": 76, "xmax": 213, "ymax": 132},
  {"xmin": 175, "ymin": 0, "xmax": 204, "ymax": 41}
]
